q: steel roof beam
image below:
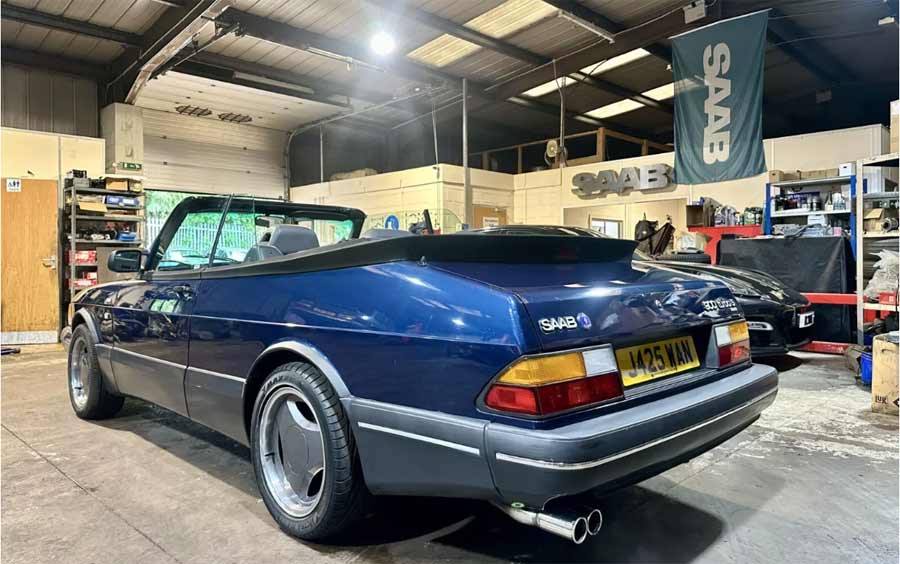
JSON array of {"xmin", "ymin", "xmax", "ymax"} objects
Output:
[
  {"xmin": 487, "ymin": 1, "xmax": 719, "ymax": 102},
  {"xmin": 1, "ymin": 5, "xmax": 142, "ymax": 47},
  {"xmin": 218, "ymin": 9, "xmax": 449, "ymax": 87},
  {"xmin": 363, "ymin": 0, "xmax": 671, "ymax": 114},
  {"xmin": 1, "ymin": 46, "xmax": 109, "ymax": 80},
  {"xmin": 541, "ymin": 0, "xmax": 672, "ymax": 61},
  {"xmin": 764, "ymin": 9, "xmax": 856, "ymax": 85},
  {"xmin": 107, "ymin": 0, "xmax": 228, "ymax": 104},
  {"xmin": 363, "ymin": 0, "xmax": 546, "ymax": 66},
  {"xmin": 214, "ymin": 10, "xmax": 661, "ymax": 139}
]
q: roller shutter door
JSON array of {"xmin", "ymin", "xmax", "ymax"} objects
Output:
[{"xmin": 142, "ymin": 108, "xmax": 286, "ymax": 197}]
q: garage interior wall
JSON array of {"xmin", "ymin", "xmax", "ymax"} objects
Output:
[
  {"xmin": 142, "ymin": 108, "xmax": 287, "ymax": 197},
  {"xmin": 291, "ymin": 124, "xmax": 891, "ymax": 237},
  {"xmin": 1, "ymin": 63, "xmax": 98, "ymax": 138},
  {"xmin": 518, "ymin": 124, "xmax": 892, "ymax": 231}
]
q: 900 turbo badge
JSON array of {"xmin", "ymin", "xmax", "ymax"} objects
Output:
[
  {"xmin": 702, "ymin": 297, "xmax": 737, "ymax": 312},
  {"xmin": 539, "ymin": 313, "xmax": 591, "ymax": 333}
]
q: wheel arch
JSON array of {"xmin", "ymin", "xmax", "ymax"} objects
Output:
[
  {"xmin": 71, "ymin": 308, "xmax": 101, "ymax": 343},
  {"xmin": 242, "ymin": 341, "xmax": 351, "ymax": 438}
]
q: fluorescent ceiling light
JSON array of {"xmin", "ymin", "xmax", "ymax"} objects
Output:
[
  {"xmin": 579, "ymin": 48, "xmax": 651, "ymax": 75},
  {"xmin": 522, "ymin": 48, "xmax": 652, "ymax": 98},
  {"xmin": 584, "ymin": 82, "xmax": 674, "ymax": 119},
  {"xmin": 557, "ymin": 10, "xmax": 615, "ymax": 43},
  {"xmin": 522, "ymin": 78, "xmax": 567, "ymax": 98},
  {"xmin": 585, "ymin": 99, "xmax": 642, "ymax": 119}
]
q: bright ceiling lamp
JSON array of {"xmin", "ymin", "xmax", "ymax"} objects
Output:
[
  {"xmin": 584, "ymin": 82, "xmax": 675, "ymax": 119},
  {"xmin": 521, "ymin": 48, "xmax": 653, "ymax": 98},
  {"xmin": 370, "ymin": 31, "xmax": 396, "ymax": 56}
]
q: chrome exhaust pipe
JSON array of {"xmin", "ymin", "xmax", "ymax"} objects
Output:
[
  {"xmin": 583, "ymin": 507, "xmax": 603, "ymax": 536},
  {"xmin": 493, "ymin": 503, "xmax": 589, "ymax": 544}
]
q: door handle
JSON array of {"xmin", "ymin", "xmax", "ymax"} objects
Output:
[{"xmin": 41, "ymin": 255, "xmax": 57, "ymax": 270}]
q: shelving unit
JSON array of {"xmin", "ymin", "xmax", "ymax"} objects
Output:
[
  {"xmin": 854, "ymin": 153, "xmax": 899, "ymax": 344},
  {"xmin": 64, "ymin": 174, "xmax": 145, "ymax": 298},
  {"xmin": 764, "ymin": 175, "xmax": 857, "ymax": 252}
]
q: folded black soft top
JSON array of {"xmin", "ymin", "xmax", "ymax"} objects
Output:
[{"xmin": 200, "ymin": 234, "xmax": 637, "ymax": 279}]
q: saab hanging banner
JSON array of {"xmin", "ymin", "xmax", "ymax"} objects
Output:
[{"xmin": 671, "ymin": 11, "xmax": 768, "ymax": 184}]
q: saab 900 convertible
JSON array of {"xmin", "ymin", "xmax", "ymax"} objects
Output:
[{"xmin": 66, "ymin": 196, "xmax": 777, "ymax": 544}]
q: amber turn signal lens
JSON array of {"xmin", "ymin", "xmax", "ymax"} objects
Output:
[{"xmin": 497, "ymin": 352, "xmax": 586, "ymax": 386}]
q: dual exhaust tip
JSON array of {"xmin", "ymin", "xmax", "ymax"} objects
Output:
[{"xmin": 493, "ymin": 503, "xmax": 603, "ymax": 544}]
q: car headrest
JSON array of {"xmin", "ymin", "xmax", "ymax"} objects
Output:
[
  {"xmin": 362, "ymin": 228, "xmax": 415, "ymax": 240},
  {"xmin": 269, "ymin": 224, "xmax": 319, "ymax": 254},
  {"xmin": 244, "ymin": 243, "xmax": 283, "ymax": 263}
]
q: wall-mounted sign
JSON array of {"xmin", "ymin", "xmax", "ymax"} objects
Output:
[
  {"xmin": 6, "ymin": 178, "xmax": 22, "ymax": 192},
  {"xmin": 384, "ymin": 214, "xmax": 399, "ymax": 230},
  {"xmin": 571, "ymin": 164, "xmax": 674, "ymax": 199}
]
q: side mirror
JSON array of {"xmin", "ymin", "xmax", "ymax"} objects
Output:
[{"xmin": 107, "ymin": 249, "xmax": 145, "ymax": 273}]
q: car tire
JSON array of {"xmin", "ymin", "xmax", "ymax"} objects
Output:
[
  {"xmin": 67, "ymin": 325, "xmax": 124, "ymax": 420},
  {"xmin": 662, "ymin": 251, "xmax": 712, "ymax": 264},
  {"xmin": 250, "ymin": 361, "xmax": 371, "ymax": 542}
]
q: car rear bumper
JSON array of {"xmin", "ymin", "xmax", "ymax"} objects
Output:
[
  {"xmin": 745, "ymin": 303, "xmax": 814, "ymax": 356},
  {"xmin": 349, "ymin": 362, "xmax": 777, "ymax": 508}
]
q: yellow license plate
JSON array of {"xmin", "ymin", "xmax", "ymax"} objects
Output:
[{"xmin": 615, "ymin": 336, "xmax": 700, "ymax": 387}]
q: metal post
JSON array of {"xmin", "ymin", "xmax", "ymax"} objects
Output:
[
  {"xmin": 319, "ymin": 125, "xmax": 325, "ymax": 183},
  {"xmin": 462, "ymin": 78, "xmax": 472, "ymax": 228},
  {"xmin": 558, "ymin": 76, "xmax": 566, "ymax": 168},
  {"xmin": 431, "ymin": 98, "xmax": 439, "ymax": 165}
]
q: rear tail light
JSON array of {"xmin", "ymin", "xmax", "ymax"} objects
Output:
[
  {"xmin": 714, "ymin": 321, "xmax": 751, "ymax": 367},
  {"xmin": 484, "ymin": 347, "xmax": 624, "ymax": 416}
]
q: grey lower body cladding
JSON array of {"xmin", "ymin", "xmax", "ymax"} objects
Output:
[{"xmin": 347, "ymin": 362, "xmax": 778, "ymax": 508}]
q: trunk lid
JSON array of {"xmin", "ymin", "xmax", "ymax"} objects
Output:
[{"xmin": 431, "ymin": 260, "xmax": 741, "ymax": 352}]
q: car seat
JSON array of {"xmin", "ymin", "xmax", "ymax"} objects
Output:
[{"xmin": 244, "ymin": 225, "xmax": 320, "ymax": 262}]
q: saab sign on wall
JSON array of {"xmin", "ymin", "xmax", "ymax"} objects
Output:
[
  {"xmin": 572, "ymin": 164, "xmax": 674, "ymax": 198},
  {"xmin": 671, "ymin": 11, "xmax": 768, "ymax": 183}
]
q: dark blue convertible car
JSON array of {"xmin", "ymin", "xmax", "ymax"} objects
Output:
[{"xmin": 66, "ymin": 196, "xmax": 777, "ymax": 544}]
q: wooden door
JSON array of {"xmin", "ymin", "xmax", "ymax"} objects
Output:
[
  {"xmin": 474, "ymin": 206, "xmax": 508, "ymax": 229},
  {"xmin": 1, "ymin": 178, "xmax": 60, "ymax": 343}
]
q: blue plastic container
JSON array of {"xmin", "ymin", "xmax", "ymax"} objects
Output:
[{"xmin": 860, "ymin": 352, "xmax": 873, "ymax": 386}]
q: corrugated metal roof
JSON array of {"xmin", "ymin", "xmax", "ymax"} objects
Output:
[
  {"xmin": 579, "ymin": 0, "xmax": 688, "ymax": 27},
  {"xmin": 408, "ymin": 0, "xmax": 556, "ymax": 68}
]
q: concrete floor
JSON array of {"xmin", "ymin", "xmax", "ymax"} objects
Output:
[{"xmin": 1, "ymin": 348, "xmax": 897, "ymax": 564}]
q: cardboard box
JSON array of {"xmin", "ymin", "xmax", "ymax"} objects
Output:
[
  {"xmin": 891, "ymin": 100, "xmax": 899, "ymax": 154},
  {"xmin": 105, "ymin": 178, "xmax": 129, "ymax": 191},
  {"xmin": 767, "ymin": 170, "xmax": 801, "ymax": 183},
  {"xmin": 872, "ymin": 333, "xmax": 899, "ymax": 416},
  {"xmin": 800, "ymin": 168, "xmax": 840, "ymax": 180},
  {"xmin": 864, "ymin": 208, "xmax": 899, "ymax": 232}
]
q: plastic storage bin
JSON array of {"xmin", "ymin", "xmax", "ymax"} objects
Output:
[{"xmin": 860, "ymin": 352, "xmax": 873, "ymax": 386}]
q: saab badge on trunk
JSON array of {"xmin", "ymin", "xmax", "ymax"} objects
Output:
[{"xmin": 539, "ymin": 313, "xmax": 591, "ymax": 333}]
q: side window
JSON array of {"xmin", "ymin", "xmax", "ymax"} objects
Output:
[
  {"xmin": 213, "ymin": 209, "xmax": 270, "ymax": 265},
  {"xmin": 154, "ymin": 201, "xmax": 228, "ymax": 271}
]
